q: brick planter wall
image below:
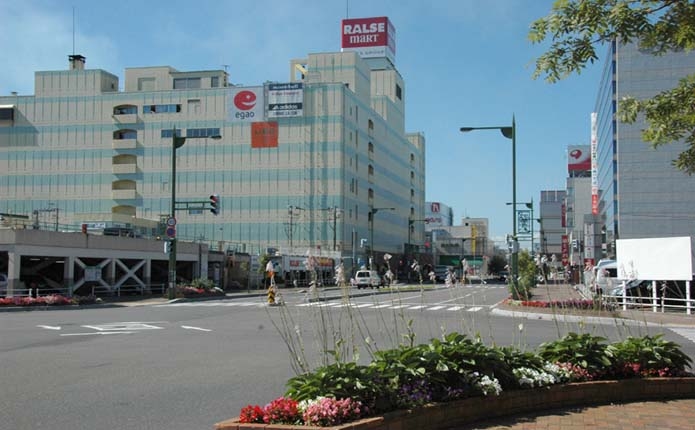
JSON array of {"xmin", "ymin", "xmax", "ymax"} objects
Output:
[{"xmin": 214, "ymin": 378, "xmax": 695, "ymax": 430}]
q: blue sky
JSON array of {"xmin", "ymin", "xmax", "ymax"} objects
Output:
[{"xmin": 0, "ymin": 0, "xmax": 604, "ymax": 242}]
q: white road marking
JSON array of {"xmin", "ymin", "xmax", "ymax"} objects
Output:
[
  {"xmin": 448, "ymin": 306, "xmax": 463, "ymax": 311},
  {"xmin": 670, "ymin": 328, "xmax": 695, "ymax": 344},
  {"xmin": 82, "ymin": 322, "xmax": 163, "ymax": 331},
  {"xmin": 61, "ymin": 332, "xmax": 135, "ymax": 336},
  {"xmin": 181, "ymin": 325, "xmax": 212, "ymax": 332},
  {"xmin": 429, "ymin": 306, "xmax": 446, "ymax": 310},
  {"xmin": 468, "ymin": 306, "xmax": 483, "ymax": 312},
  {"xmin": 37, "ymin": 325, "xmax": 61, "ymax": 330}
]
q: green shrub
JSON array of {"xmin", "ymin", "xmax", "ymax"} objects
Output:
[
  {"xmin": 285, "ymin": 362, "xmax": 393, "ymax": 412},
  {"xmin": 608, "ymin": 334, "xmax": 692, "ymax": 377},
  {"xmin": 191, "ymin": 278, "xmax": 215, "ymax": 290},
  {"xmin": 508, "ymin": 250, "xmax": 537, "ymax": 300},
  {"xmin": 538, "ymin": 333, "xmax": 612, "ymax": 378}
]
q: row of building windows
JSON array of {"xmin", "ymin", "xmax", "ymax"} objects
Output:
[
  {"xmin": 160, "ymin": 128, "xmax": 221, "ymax": 139},
  {"xmin": 144, "ymin": 104, "xmax": 182, "ymax": 114},
  {"xmin": 112, "ymin": 128, "xmax": 221, "ymax": 140}
]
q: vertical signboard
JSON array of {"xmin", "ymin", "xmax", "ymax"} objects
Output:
[
  {"xmin": 590, "ymin": 112, "xmax": 599, "ymax": 215},
  {"xmin": 267, "ymin": 83, "xmax": 303, "ymax": 118},
  {"xmin": 561, "ymin": 235, "xmax": 569, "ymax": 267},
  {"xmin": 341, "ymin": 16, "xmax": 396, "ymax": 64},
  {"xmin": 584, "ymin": 222, "xmax": 595, "ymax": 266},
  {"xmin": 227, "ymin": 87, "xmax": 265, "ymax": 122},
  {"xmin": 251, "ymin": 122, "xmax": 279, "ymax": 148}
]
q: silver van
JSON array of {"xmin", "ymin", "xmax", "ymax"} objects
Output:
[
  {"xmin": 355, "ymin": 270, "xmax": 382, "ymax": 289},
  {"xmin": 592, "ymin": 261, "xmax": 618, "ymax": 294}
]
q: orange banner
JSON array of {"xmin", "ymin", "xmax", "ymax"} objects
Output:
[{"xmin": 251, "ymin": 122, "xmax": 278, "ymax": 148}]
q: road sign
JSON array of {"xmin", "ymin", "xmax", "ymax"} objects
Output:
[
  {"xmin": 165, "ymin": 226, "xmax": 176, "ymax": 238},
  {"xmin": 166, "ymin": 217, "xmax": 177, "ymax": 227}
]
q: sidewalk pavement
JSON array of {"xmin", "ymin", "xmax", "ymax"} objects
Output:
[{"xmin": 454, "ymin": 398, "xmax": 695, "ymax": 430}]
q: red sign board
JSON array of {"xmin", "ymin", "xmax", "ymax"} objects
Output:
[
  {"xmin": 561, "ymin": 235, "xmax": 569, "ymax": 266},
  {"xmin": 341, "ymin": 16, "xmax": 396, "ymax": 62},
  {"xmin": 251, "ymin": 122, "xmax": 279, "ymax": 148}
]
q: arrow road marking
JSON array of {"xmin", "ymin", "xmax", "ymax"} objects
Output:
[
  {"xmin": 37, "ymin": 325, "xmax": 62, "ymax": 330},
  {"xmin": 181, "ymin": 325, "xmax": 212, "ymax": 332}
]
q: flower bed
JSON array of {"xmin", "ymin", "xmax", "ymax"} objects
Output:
[
  {"xmin": 215, "ymin": 378, "xmax": 695, "ymax": 430},
  {"xmin": 177, "ymin": 286, "xmax": 226, "ymax": 298},
  {"xmin": 506, "ymin": 297, "xmax": 615, "ymax": 311},
  {"xmin": 215, "ymin": 332, "xmax": 693, "ymax": 429},
  {"xmin": 0, "ymin": 294, "xmax": 99, "ymax": 307}
]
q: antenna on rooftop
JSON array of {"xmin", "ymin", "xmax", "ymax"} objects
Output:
[
  {"xmin": 222, "ymin": 64, "xmax": 229, "ymax": 72},
  {"xmin": 346, "ymin": 0, "xmax": 349, "ymax": 18},
  {"xmin": 72, "ymin": 6, "xmax": 76, "ymax": 55}
]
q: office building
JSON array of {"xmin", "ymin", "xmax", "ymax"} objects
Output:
[{"xmin": 594, "ymin": 40, "xmax": 695, "ymax": 256}]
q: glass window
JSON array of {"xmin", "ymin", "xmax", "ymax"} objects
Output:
[
  {"xmin": 173, "ymin": 77, "xmax": 201, "ymax": 89},
  {"xmin": 143, "ymin": 104, "xmax": 181, "ymax": 114},
  {"xmin": 396, "ymin": 84, "xmax": 402, "ymax": 100},
  {"xmin": 211, "ymin": 76, "xmax": 219, "ymax": 87},
  {"xmin": 186, "ymin": 128, "xmax": 220, "ymax": 138},
  {"xmin": 161, "ymin": 129, "xmax": 183, "ymax": 138},
  {"xmin": 138, "ymin": 77, "xmax": 155, "ymax": 91}
]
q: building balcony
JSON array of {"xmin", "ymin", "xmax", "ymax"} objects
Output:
[
  {"xmin": 112, "ymin": 189, "xmax": 137, "ymax": 200},
  {"xmin": 112, "ymin": 139, "xmax": 138, "ymax": 150},
  {"xmin": 112, "ymin": 113, "xmax": 138, "ymax": 124},
  {"xmin": 112, "ymin": 163, "xmax": 137, "ymax": 175}
]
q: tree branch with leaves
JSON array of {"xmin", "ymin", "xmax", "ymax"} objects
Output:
[{"xmin": 530, "ymin": 0, "xmax": 695, "ymax": 173}]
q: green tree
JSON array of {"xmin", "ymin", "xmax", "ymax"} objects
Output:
[
  {"xmin": 530, "ymin": 0, "xmax": 695, "ymax": 173},
  {"xmin": 487, "ymin": 254, "xmax": 508, "ymax": 275}
]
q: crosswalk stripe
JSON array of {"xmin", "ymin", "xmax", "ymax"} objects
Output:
[{"xmin": 155, "ymin": 300, "xmax": 488, "ymax": 313}]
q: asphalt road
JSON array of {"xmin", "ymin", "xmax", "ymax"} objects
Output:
[{"xmin": 2, "ymin": 285, "xmax": 694, "ymax": 430}]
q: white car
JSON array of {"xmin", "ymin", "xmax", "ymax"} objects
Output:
[{"xmin": 354, "ymin": 270, "xmax": 382, "ymax": 289}]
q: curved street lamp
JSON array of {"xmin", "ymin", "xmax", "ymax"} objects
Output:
[{"xmin": 460, "ymin": 116, "xmax": 517, "ymax": 289}]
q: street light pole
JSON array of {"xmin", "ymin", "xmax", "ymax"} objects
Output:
[
  {"xmin": 167, "ymin": 127, "xmax": 221, "ymax": 300},
  {"xmin": 460, "ymin": 116, "xmax": 518, "ymax": 290}
]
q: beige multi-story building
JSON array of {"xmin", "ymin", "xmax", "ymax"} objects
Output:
[{"xmin": 0, "ymin": 48, "xmax": 426, "ymax": 264}]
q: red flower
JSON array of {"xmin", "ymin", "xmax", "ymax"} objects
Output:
[{"xmin": 238, "ymin": 404, "xmax": 264, "ymax": 423}]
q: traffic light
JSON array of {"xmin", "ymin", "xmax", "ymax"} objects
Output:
[{"xmin": 209, "ymin": 194, "xmax": 220, "ymax": 215}]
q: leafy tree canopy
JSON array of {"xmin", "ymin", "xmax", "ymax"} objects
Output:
[{"xmin": 530, "ymin": 0, "xmax": 695, "ymax": 174}]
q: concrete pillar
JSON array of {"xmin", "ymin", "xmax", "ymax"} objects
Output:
[
  {"xmin": 7, "ymin": 249, "xmax": 22, "ymax": 296},
  {"xmin": 144, "ymin": 258, "xmax": 152, "ymax": 294},
  {"xmin": 66, "ymin": 256, "xmax": 75, "ymax": 296}
]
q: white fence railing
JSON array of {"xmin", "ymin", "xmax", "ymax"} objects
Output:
[{"xmin": 602, "ymin": 292, "xmax": 694, "ymax": 315}]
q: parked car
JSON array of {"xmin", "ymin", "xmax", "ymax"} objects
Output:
[
  {"xmin": 0, "ymin": 273, "xmax": 7, "ymax": 295},
  {"xmin": 354, "ymin": 270, "xmax": 382, "ymax": 289},
  {"xmin": 433, "ymin": 265, "xmax": 452, "ymax": 283}
]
